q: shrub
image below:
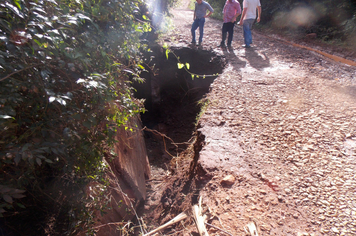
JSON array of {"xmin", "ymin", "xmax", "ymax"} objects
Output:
[{"xmin": 0, "ymin": 0, "xmax": 150, "ymax": 234}]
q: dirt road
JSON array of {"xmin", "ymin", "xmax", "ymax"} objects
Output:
[{"xmin": 143, "ymin": 1, "xmax": 356, "ymax": 235}]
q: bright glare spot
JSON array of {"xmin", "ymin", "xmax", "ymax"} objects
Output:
[
  {"xmin": 272, "ymin": 6, "xmax": 319, "ymax": 29},
  {"xmin": 263, "ymin": 63, "xmax": 290, "ymax": 72},
  {"xmin": 289, "ymin": 7, "xmax": 317, "ymax": 27},
  {"xmin": 76, "ymin": 78, "xmax": 106, "ymax": 89}
]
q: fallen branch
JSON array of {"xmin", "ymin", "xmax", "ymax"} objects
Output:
[{"xmin": 143, "ymin": 211, "xmax": 189, "ymax": 236}]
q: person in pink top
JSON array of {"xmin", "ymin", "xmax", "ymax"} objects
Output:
[{"xmin": 218, "ymin": 0, "xmax": 241, "ymax": 48}]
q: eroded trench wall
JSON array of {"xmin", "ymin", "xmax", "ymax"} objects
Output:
[
  {"xmin": 93, "ymin": 115, "xmax": 151, "ymax": 235},
  {"xmin": 91, "ymin": 46, "xmax": 225, "ymax": 235}
]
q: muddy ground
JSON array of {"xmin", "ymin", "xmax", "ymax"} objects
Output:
[{"xmin": 140, "ymin": 1, "xmax": 356, "ymax": 235}]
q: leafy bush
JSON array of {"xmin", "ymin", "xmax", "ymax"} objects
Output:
[{"xmin": 0, "ymin": 0, "xmax": 150, "ymax": 234}]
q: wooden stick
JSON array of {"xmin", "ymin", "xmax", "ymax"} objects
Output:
[
  {"xmin": 192, "ymin": 197, "xmax": 209, "ymax": 236},
  {"xmin": 245, "ymin": 221, "xmax": 259, "ymax": 236},
  {"xmin": 143, "ymin": 211, "xmax": 188, "ymax": 236}
]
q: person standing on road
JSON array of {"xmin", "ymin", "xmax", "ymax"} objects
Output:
[
  {"xmin": 219, "ymin": 0, "xmax": 241, "ymax": 48},
  {"xmin": 238, "ymin": 0, "xmax": 261, "ymax": 48},
  {"xmin": 191, "ymin": 0, "xmax": 214, "ymax": 46}
]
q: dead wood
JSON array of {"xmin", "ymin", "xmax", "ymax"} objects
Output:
[
  {"xmin": 192, "ymin": 196, "xmax": 209, "ymax": 236},
  {"xmin": 143, "ymin": 211, "xmax": 189, "ymax": 236},
  {"xmin": 245, "ymin": 221, "xmax": 259, "ymax": 236}
]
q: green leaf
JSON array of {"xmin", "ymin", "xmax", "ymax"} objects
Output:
[
  {"xmin": 6, "ymin": 2, "xmax": 23, "ymax": 19},
  {"xmin": 142, "ymin": 15, "xmax": 148, "ymax": 20},
  {"xmin": 165, "ymin": 49, "xmax": 170, "ymax": 59},
  {"xmin": 33, "ymin": 39, "xmax": 42, "ymax": 47},
  {"xmin": 14, "ymin": 0, "xmax": 22, "ymax": 10},
  {"xmin": 191, "ymin": 74, "xmax": 195, "ymax": 80},
  {"xmin": 36, "ymin": 158, "xmax": 42, "ymax": 166},
  {"xmin": 72, "ymin": 114, "xmax": 81, "ymax": 120},
  {"xmin": 16, "ymin": 203, "xmax": 26, "ymax": 209},
  {"xmin": 177, "ymin": 63, "xmax": 184, "ymax": 69},
  {"xmin": 22, "ymin": 143, "xmax": 31, "ymax": 152},
  {"xmin": 12, "ymin": 194, "xmax": 26, "ymax": 199},
  {"xmin": 0, "ymin": 115, "xmax": 13, "ymax": 119},
  {"xmin": 83, "ymin": 121, "xmax": 92, "ymax": 128},
  {"xmin": 75, "ymin": 13, "xmax": 91, "ymax": 21},
  {"xmin": 3, "ymin": 195, "xmax": 13, "ymax": 204},
  {"xmin": 14, "ymin": 154, "xmax": 21, "ymax": 165},
  {"xmin": 185, "ymin": 63, "xmax": 190, "ymax": 70}
]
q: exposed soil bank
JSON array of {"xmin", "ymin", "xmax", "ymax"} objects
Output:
[{"xmin": 138, "ymin": 0, "xmax": 356, "ymax": 235}]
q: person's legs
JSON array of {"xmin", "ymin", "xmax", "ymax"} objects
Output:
[
  {"xmin": 243, "ymin": 19, "xmax": 254, "ymax": 46},
  {"xmin": 198, "ymin": 18, "xmax": 205, "ymax": 44},
  {"xmin": 227, "ymin": 22, "xmax": 235, "ymax": 46},
  {"xmin": 247, "ymin": 19, "xmax": 254, "ymax": 45},
  {"xmin": 191, "ymin": 19, "xmax": 199, "ymax": 43},
  {"xmin": 221, "ymin": 23, "xmax": 228, "ymax": 46}
]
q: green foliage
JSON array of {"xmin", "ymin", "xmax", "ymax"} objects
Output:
[
  {"xmin": 0, "ymin": 0, "xmax": 150, "ymax": 234},
  {"xmin": 164, "ymin": 46, "xmax": 218, "ymax": 80},
  {"xmin": 207, "ymin": 0, "xmax": 228, "ymax": 20}
]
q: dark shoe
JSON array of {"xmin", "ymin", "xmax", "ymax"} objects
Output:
[
  {"xmin": 218, "ymin": 43, "xmax": 226, "ymax": 47},
  {"xmin": 198, "ymin": 41, "xmax": 202, "ymax": 46},
  {"xmin": 191, "ymin": 41, "xmax": 196, "ymax": 45},
  {"xmin": 227, "ymin": 44, "xmax": 232, "ymax": 48},
  {"xmin": 242, "ymin": 44, "xmax": 251, "ymax": 48}
]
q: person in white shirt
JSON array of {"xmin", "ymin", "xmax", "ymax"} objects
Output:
[{"xmin": 238, "ymin": 0, "xmax": 261, "ymax": 48}]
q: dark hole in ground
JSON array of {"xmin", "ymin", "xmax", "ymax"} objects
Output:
[
  {"xmin": 133, "ymin": 46, "xmax": 225, "ymax": 169},
  {"xmin": 132, "ymin": 47, "xmax": 225, "ymax": 232}
]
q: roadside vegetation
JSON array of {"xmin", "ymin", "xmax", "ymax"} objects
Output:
[{"xmin": 0, "ymin": 0, "xmax": 151, "ymax": 234}]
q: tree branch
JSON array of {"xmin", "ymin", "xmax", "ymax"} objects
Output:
[{"xmin": 0, "ymin": 64, "xmax": 42, "ymax": 82}]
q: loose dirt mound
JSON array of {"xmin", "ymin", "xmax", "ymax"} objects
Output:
[{"xmin": 142, "ymin": 1, "xmax": 356, "ymax": 235}]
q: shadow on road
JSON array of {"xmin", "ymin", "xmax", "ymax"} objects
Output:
[
  {"xmin": 245, "ymin": 47, "xmax": 270, "ymax": 70},
  {"xmin": 222, "ymin": 47, "xmax": 247, "ymax": 70}
]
